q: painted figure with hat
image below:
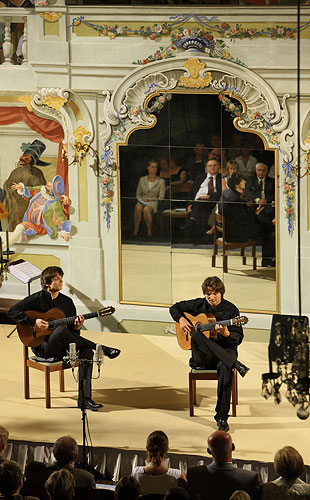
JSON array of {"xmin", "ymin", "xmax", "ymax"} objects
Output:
[
  {"xmin": 3, "ymin": 139, "xmax": 50, "ymax": 231},
  {"xmin": 8, "ymin": 175, "xmax": 72, "ymax": 246}
]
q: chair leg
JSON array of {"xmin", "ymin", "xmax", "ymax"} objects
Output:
[
  {"xmin": 241, "ymin": 247, "xmax": 246, "ymax": 265},
  {"xmin": 211, "ymin": 254, "xmax": 216, "ymax": 267},
  {"xmin": 223, "ymin": 255, "xmax": 228, "ymax": 273},
  {"xmin": 193, "ymin": 379, "xmax": 197, "ymax": 406},
  {"xmin": 231, "ymin": 370, "xmax": 238, "ymax": 417},
  {"xmin": 189, "ymin": 372, "xmax": 194, "ymax": 417},
  {"xmin": 252, "ymin": 244, "xmax": 257, "ymax": 270},
  {"xmin": 24, "ymin": 346, "xmax": 30, "ymax": 400},
  {"xmin": 45, "ymin": 367, "xmax": 51, "ymax": 409},
  {"xmin": 59, "ymin": 370, "xmax": 65, "ymax": 392}
]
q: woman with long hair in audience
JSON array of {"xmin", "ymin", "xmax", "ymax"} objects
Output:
[
  {"xmin": 261, "ymin": 446, "xmax": 310, "ymax": 499},
  {"xmin": 132, "ymin": 430, "xmax": 186, "ymax": 496},
  {"xmin": 0, "ymin": 460, "xmax": 39, "ymax": 500}
]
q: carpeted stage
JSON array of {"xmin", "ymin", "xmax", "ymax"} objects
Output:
[{"xmin": 1, "ymin": 324, "xmax": 310, "ymax": 471}]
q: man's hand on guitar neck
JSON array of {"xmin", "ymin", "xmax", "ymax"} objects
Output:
[
  {"xmin": 179, "ymin": 317, "xmax": 192, "ymax": 334},
  {"xmin": 74, "ymin": 315, "xmax": 85, "ymax": 330},
  {"xmin": 35, "ymin": 319, "xmax": 49, "ymax": 330},
  {"xmin": 214, "ymin": 324, "xmax": 230, "ymax": 337}
]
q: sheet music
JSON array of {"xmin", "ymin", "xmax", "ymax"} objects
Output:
[{"xmin": 9, "ymin": 260, "xmax": 42, "ymax": 284}]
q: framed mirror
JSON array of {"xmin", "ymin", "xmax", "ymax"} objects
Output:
[{"xmin": 119, "ymin": 92, "xmax": 277, "ymax": 312}]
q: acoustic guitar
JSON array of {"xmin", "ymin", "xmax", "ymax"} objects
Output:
[
  {"xmin": 175, "ymin": 312, "xmax": 248, "ymax": 350},
  {"xmin": 17, "ymin": 306, "xmax": 115, "ymax": 347}
]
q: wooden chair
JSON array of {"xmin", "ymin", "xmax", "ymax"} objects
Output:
[
  {"xmin": 23, "ymin": 344, "xmax": 78, "ymax": 408},
  {"xmin": 189, "ymin": 368, "xmax": 238, "ymax": 417},
  {"xmin": 211, "ymin": 213, "xmax": 257, "ymax": 273}
]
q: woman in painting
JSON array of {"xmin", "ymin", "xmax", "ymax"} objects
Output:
[{"xmin": 133, "ymin": 159, "xmax": 165, "ymax": 238}]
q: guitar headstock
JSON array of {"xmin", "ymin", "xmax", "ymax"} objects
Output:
[
  {"xmin": 232, "ymin": 315, "xmax": 248, "ymax": 326},
  {"xmin": 98, "ymin": 306, "xmax": 115, "ymax": 317}
]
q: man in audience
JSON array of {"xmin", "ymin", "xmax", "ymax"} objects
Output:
[
  {"xmin": 186, "ymin": 159, "xmax": 222, "ymax": 242},
  {"xmin": 115, "ymin": 475, "xmax": 140, "ymax": 500},
  {"xmin": 245, "ymin": 162, "xmax": 275, "ymax": 267},
  {"xmin": 47, "ymin": 436, "xmax": 95, "ymax": 489},
  {"xmin": 187, "ymin": 431, "xmax": 262, "ymax": 500},
  {"xmin": 0, "ymin": 426, "xmax": 9, "ymax": 463},
  {"xmin": 0, "ymin": 459, "xmax": 39, "ymax": 499}
]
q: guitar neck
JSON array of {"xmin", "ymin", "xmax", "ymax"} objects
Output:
[
  {"xmin": 199, "ymin": 319, "xmax": 232, "ymax": 332},
  {"xmin": 48, "ymin": 311, "xmax": 98, "ymax": 329}
]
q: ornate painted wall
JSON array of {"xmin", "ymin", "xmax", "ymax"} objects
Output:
[{"xmin": 0, "ymin": 4, "xmax": 309, "ymax": 328}]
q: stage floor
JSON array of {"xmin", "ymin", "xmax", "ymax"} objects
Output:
[{"xmin": 1, "ymin": 324, "xmax": 309, "ymax": 465}]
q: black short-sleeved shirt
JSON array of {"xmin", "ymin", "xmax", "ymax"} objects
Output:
[{"xmin": 170, "ymin": 297, "xmax": 243, "ymax": 348}]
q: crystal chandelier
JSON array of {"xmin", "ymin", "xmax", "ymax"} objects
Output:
[{"xmin": 262, "ymin": 316, "xmax": 310, "ymax": 420}]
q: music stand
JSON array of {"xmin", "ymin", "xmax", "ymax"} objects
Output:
[{"xmin": 7, "ymin": 259, "xmax": 42, "ymax": 338}]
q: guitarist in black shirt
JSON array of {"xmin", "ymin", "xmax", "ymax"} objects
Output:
[
  {"xmin": 170, "ymin": 276, "xmax": 249, "ymax": 431},
  {"xmin": 8, "ymin": 266, "xmax": 120, "ymax": 411}
]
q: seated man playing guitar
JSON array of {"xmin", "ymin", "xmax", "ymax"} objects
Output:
[
  {"xmin": 170, "ymin": 276, "xmax": 248, "ymax": 432},
  {"xmin": 8, "ymin": 266, "xmax": 120, "ymax": 411}
]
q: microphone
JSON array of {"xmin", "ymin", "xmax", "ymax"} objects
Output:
[
  {"xmin": 63, "ymin": 342, "xmax": 78, "ymax": 369},
  {"xmin": 95, "ymin": 344, "xmax": 103, "ymax": 372}
]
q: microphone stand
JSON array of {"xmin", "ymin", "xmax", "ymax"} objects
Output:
[{"xmin": 63, "ymin": 350, "xmax": 103, "ymax": 472}]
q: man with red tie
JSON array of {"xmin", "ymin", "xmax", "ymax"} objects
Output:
[{"xmin": 186, "ymin": 159, "xmax": 222, "ymax": 242}]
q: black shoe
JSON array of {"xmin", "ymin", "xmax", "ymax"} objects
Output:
[
  {"xmin": 102, "ymin": 346, "xmax": 121, "ymax": 359},
  {"xmin": 88, "ymin": 398, "xmax": 103, "ymax": 409},
  {"xmin": 234, "ymin": 361, "xmax": 250, "ymax": 378},
  {"xmin": 217, "ymin": 419, "xmax": 229, "ymax": 432},
  {"xmin": 78, "ymin": 398, "xmax": 102, "ymax": 411}
]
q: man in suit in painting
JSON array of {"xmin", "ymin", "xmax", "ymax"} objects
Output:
[
  {"xmin": 187, "ymin": 431, "xmax": 262, "ymax": 500},
  {"xmin": 186, "ymin": 158, "xmax": 222, "ymax": 242}
]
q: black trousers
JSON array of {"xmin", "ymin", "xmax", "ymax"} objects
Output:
[
  {"xmin": 35, "ymin": 327, "xmax": 97, "ymax": 400},
  {"xmin": 191, "ymin": 330, "xmax": 237, "ymax": 421}
]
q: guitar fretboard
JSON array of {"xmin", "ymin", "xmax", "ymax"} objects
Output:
[
  {"xmin": 48, "ymin": 311, "xmax": 98, "ymax": 328},
  {"xmin": 198, "ymin": 319, "xmax": 232, "ymax": 332}
]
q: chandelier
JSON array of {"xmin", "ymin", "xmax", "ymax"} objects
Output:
[{"xmin": 262, "ymin": 316, "xmax": 310, "ymax": 420}]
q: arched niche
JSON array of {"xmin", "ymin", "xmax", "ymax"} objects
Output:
[{"xmin": 99, "ymin": 55, "xmax": 293, "ymax": 312}]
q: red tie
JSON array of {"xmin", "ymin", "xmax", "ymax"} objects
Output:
[{"xmin": 208, "ymin": 176, "xmax": 214, "ymax": 195}]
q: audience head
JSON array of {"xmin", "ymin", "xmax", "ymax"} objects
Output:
[
  {"xmin": 146, "ymin": 159, "xmax": 159, "ymax": 177},
  {"xmin": 115, "ymin": 475, "xmax": 140, "ymax": 500},
  {"xmin": 227, "ymin": 173, "xmax": 246, "ymax": 193},
  {"xmin": 159, "ymin": 157, "xmax": 169, "ymax": 171},
  {"xmin": 45, "ymin": 468, "xmax": 76, "ymax": 500},
  {"xmin": 229, "ymin": 491, "xmax": 251, "ymax": 500},
  {"xmin": 41, "ymin": 266, "xmax": 64, "ymax": 289},
  {"xmin": 202, "ymin": 276, "xmax": 225, "ymax": 298},
  {"xmin": 193, "ymin": 143, "xmax": 206, "ymax": 159},
  {"xmin": 226, "ymin": 160, "xmax": 238, "ymax": 175},
  {"xmin": 211, "ymin": 134, "xmax": 221, "ymax": 148},
  {"xmin": 205, "ymin": 159, "xmax": 220, "ymax": 176},
  {"xmin": 274, "ymin": 446, "xmax": 305, "ymax": 481},
  {"xmin": 0, "ymin": 460, "xmax": 23, "ymax": 496},
  {"xmin": 164, "ymin": 487, "xmax": 190, "ymax": 500},
  {"xmin": 0, "ymin": 426, "xmax": 9, "ymax": 454},
  {"xmin": 255, "ymin": 162, "xmax": 268, "ymax": 179},
  {"xmin": 53, "ymin": 436, "xmax": 78, "ymax": 467},
  {"xmin": 146, "ymin": 430, "xmax": 169, "ymax": 466},
  {"xmin": 207, "ymin": 430, "xmax": 235, "ymax": 463},
  {"xmin": 208, "ymin": 148, "xmax": 222, "ymax": 162}
]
